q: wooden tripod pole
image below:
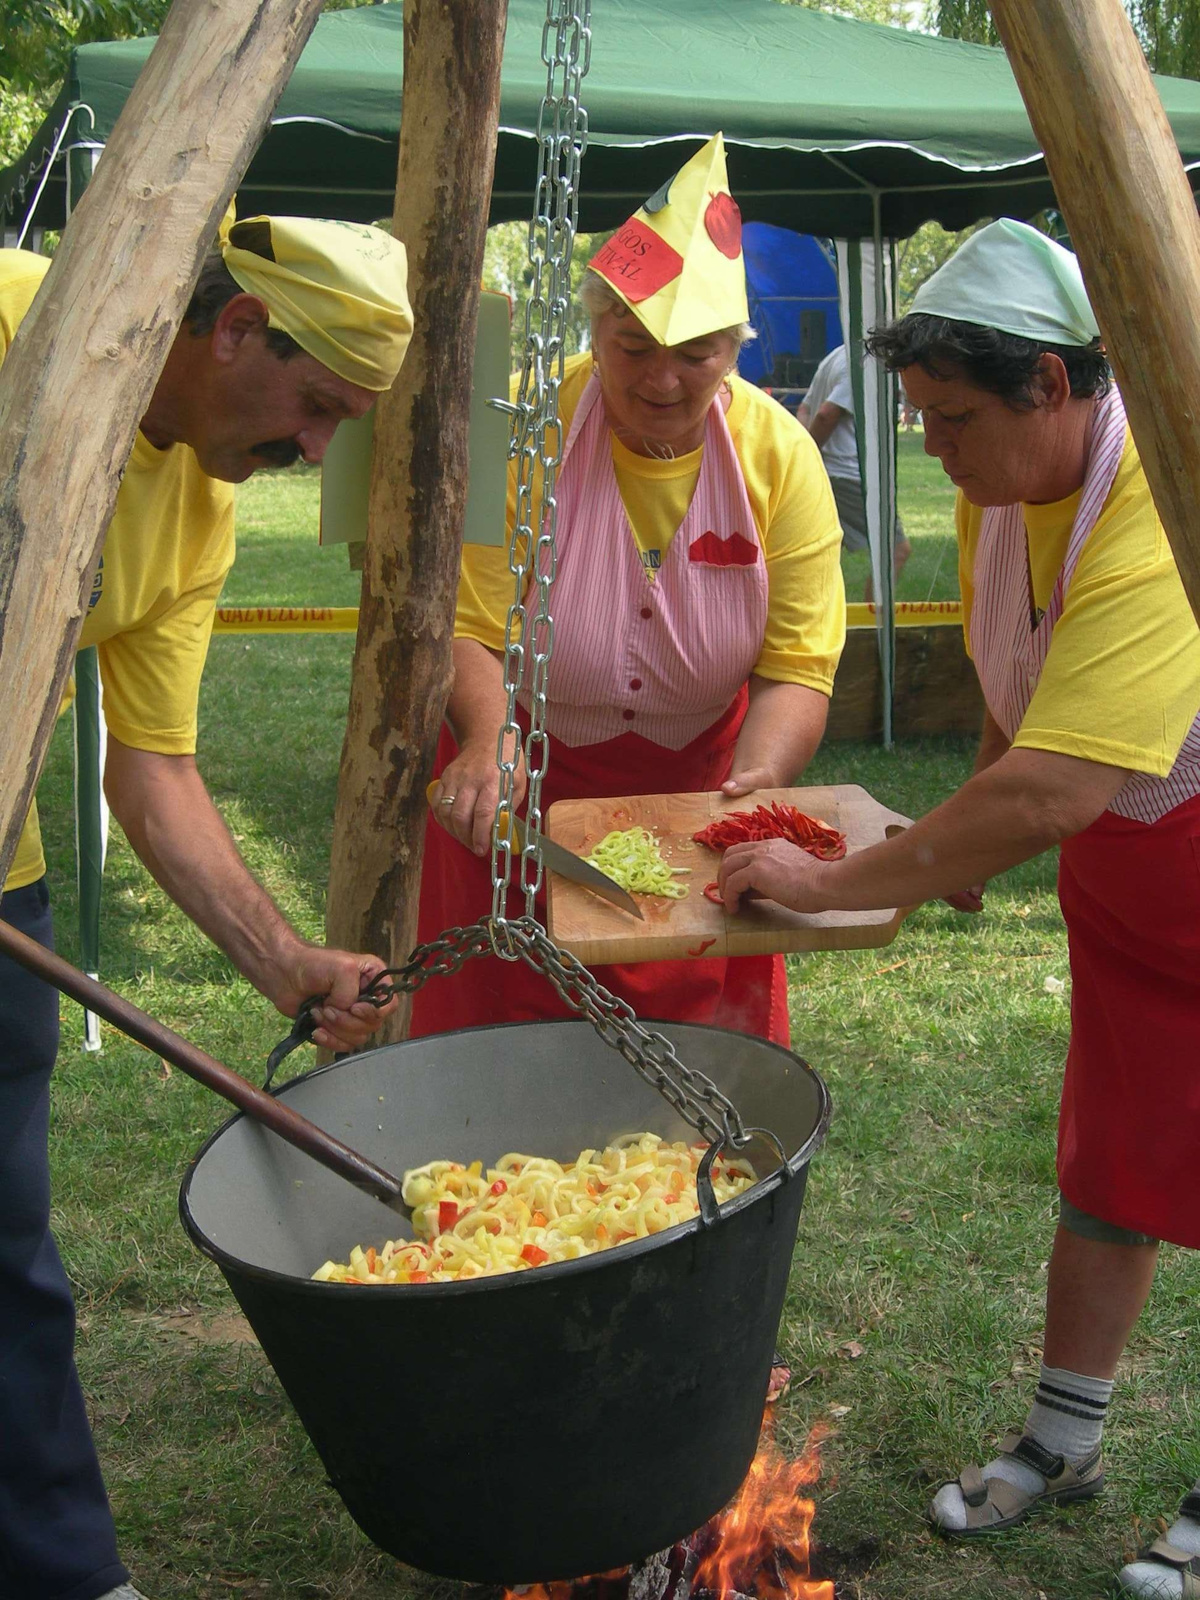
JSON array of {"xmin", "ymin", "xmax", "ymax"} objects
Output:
[
  {"xmin": 0, "ymin": 0, "xmax": 326, "ymax": 886},
  {"xmin": 324, "ymin": 0, "xmax": 509, "ymax": 1042},
  {"xmin": 990, "ymin": 0, "xmax": 1200, "ymax": 628}
]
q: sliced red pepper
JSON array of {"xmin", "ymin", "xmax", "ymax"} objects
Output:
[
  {"xmin": 703, "ymin": 882, "xmax": 724, "ymax": 905},
  {"xmin": 693, "ymin": 803, "xmax": 846, "ymax": 861},
  {"xmin": 686, "ymin": 936, "xmax": 717, "ymax": 955},
  {"xmin": 490, "ymin": 1179, "xmax": 508, "ymax": 1196},
  {"xmin": 407, "ymin": 1270, "xmax": 429, "ymax": 1284},
  {"xmin": 520, "ymin": 1243, "xmax": 550, "ymax": 1267},
  {"xmin": 438, "ymin": 1200, "xmax": 459, "ymax": 1232}
]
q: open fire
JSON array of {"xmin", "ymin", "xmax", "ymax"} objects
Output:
[{"xmin": 503, "ymin": 1366, "xmax": 832, "ymax": 1600}]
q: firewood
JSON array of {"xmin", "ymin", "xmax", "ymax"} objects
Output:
[{"xmin": 324, "ymin": 0, "xmax": 508, "ymax": 1039}]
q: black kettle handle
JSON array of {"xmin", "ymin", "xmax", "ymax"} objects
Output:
[{"xmin": 696, "ymin": 1126, "xmax": 789, "ymax": 1227}]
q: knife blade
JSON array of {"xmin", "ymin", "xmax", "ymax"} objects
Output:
[
  {"xmin": 425, "ymin": 783, "xmax": 644, "ymax": 920},
  {"xmin": 503, "ymin": 808, "xmax": 645, "ymax": 920}
]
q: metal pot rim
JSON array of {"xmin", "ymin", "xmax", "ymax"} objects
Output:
[{"xmin": 179, "ymin": 1016, "xmax": 831, "ymax": 1299}]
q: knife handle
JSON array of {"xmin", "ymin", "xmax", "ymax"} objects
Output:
[{"xmin": 426, "ymin": 781, "xmax": 516, "ymax": 845}]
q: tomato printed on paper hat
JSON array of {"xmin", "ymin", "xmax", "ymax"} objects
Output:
[{"xmin": 587, "ymin": 132, "xmax": 749, "ymax": 347}]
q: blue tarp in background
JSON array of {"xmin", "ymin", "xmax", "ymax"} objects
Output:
[{"xmin": 738, "ymin": 224, "xmax": 840, "ymax": 390}]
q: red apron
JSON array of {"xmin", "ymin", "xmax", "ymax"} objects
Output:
[
  {"xmin": 409, "ymin": 691, "xmax": 790, "ymax": 1045},
  {"xmin": 1057, "ymin": 792, "xmax": 1200, "ymax": 1248},
  {"xmin": 972, "ymin": 387, "xmax": 1200, "ymax": 1246}
]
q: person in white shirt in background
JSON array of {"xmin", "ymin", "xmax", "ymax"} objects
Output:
[{"xmin": 798, "ymin": 341, "xmax": 912, "ymax": 600}]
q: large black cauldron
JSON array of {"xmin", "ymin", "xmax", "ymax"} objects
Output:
[{"xmin": 180, "ymin": 1018, "xmax": 829, "ymax": 1583}]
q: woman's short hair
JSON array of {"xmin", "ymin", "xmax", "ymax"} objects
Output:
[
  {"xmin": 865, "ymin": 312, "xmax": 1111, "ymax": 410},
  {"xmin": 185, "ymin": 247, "xmax": 303, "ymax": 362},
  {"xmin": 579, "ymin": 268, "xmax": 755, "ymax": 358}
]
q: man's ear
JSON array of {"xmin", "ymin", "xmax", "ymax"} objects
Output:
[
  {"xmin": 210, "ymin": 293, "xmax": 271, "ymax": 363},
  {"xmin": 1034, "ymin": 351, "xmax": 1073, "ymax": 411}
]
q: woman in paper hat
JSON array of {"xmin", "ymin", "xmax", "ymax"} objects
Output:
[
  {"xmin": 416, "ymin": 133, "xmax": 845, "ymax": 1046},
  {"xmin": 715, "ymin": 218, "xmax": 1200, "ymax": 1597}
]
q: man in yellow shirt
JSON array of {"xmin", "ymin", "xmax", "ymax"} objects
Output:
[{"xmin": 0, "ymin": 214, "xmax": 412, "ymax": 1600}]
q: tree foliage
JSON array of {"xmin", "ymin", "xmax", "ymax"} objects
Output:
[
  {"xmin": 783, "ymin": 0, "xmax": 916, "ymax": 25},
  {"xmin": 1130, "ymin": 0, "xmax": 1200, "ymax": 77},
  {"xmin": 896, "ymin": 220, "xmax": 978, "ymax": 310},
  {"xmin": 483, "ymin": 222, "xmax": 612, "ymax": 362},
  {"xmin": 933, "ymin": 0, "xmax": 1200, "ymax": 79},
  {"xmin": 2, "ymin": 0, "xmax": 169, "ymax": 96},
  {"xmin": 1, "ymin": 0, "xmax": 171, "ymax": 173},
  {"xmin": 928, "ymin": 0, "xmax": 998, "ymax": 46}
]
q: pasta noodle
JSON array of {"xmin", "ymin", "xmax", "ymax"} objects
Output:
[{"xmin": 313, "ymin": 1132, "xmax": 756, "ymax": 1285}]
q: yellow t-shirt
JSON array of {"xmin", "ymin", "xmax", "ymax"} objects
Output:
[
  {"xmin": 455, "ymin": 352, "xmax": 846, "ymax": 693},
  {"xmin": 3, "ymin": 250, "xmax": 236, "ymax": 891},
  {"xmin": 958, "ymin": 429, "xmax": 1200, "ymax": 775}
]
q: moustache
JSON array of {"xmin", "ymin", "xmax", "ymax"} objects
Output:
[{"xmin": 250, "ymin": 438, "xmax": 302, "ymax": 468}]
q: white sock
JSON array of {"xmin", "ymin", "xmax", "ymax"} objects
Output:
[
  {"xmin": 1118, "ymin": 1481, "xmax": 1200, "ymax": 1599},
  {"xmin": 932, "ymin": 1365, "xmax": 1111, "ymax": 1532},
  {"xmin": 1023, "ymin": 1364, "xmax": 1112, "ymax": 1460}
]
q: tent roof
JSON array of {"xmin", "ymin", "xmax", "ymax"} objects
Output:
[{"xmin": 7, "ymin": 0, "xmax": 1200, "ymax": 238}]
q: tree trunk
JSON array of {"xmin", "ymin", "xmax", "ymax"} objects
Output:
[
  {"xmin": 324, "ymin": 0, "xmax": 509, "ymax": 1040},
  {"xmin": 0, "ymin": 0, "xmax": 326, "ymax": 885},
  {"xmin": 990, "ymin": 0, "xmax": 1200, "ymax": 627}
]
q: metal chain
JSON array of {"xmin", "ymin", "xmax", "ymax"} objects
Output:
[
  {"xmin": 492, "ymin": 0, "xmax": 591, "ymax": 940},
  {"xmin": 371, "ymin": 0, "xmax": 758, "ymax": 1155},
  {"xmin": 357, "ymin": 921, "xmax": 751, "ymax": 1150}
]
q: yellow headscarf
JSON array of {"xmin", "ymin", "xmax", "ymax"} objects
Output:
[{"xmin": 221, "ymin": 214, "xmax": 413, "ymax": 392}]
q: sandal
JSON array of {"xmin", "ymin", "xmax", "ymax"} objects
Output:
[
  {"xmin": 1120, "ymin": 1538, "xmax": 1200, "ymax": 1598},
  {"xmin": 1118, "ymin": 1491, "xmax": 1200, "ymax": 1598},
  {"xmin": 932, "ymin": 1430, "xmax": 1105, "ymax": 1536}
]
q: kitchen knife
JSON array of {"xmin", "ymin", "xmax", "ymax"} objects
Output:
[{"xmin": 425, "ymin": 784, "xmax": 644, "ymax": 920}]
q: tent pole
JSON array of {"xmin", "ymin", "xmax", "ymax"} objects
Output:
[
  {"xmin": 871, "ymin": 190, "xmax": 896, "ymax": 749},
  {"xmin": 323, "ymin": 0, "xmax": 508, "ymax": 1043},
  {"xmin": 65, "ymin": 139, "xmax": 110, "ymax": 1052},
  {"xmin": 0, "ymin": 0, "xmax": 328, "ymax": 887},
  {"xmin": 990, "ymin": 0, "xmax": 1200, "ymax": 625}
]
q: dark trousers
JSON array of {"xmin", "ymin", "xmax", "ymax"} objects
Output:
[{"xmin": 0, "ymin": 880, "xmax": 128, "ymax": 1600}]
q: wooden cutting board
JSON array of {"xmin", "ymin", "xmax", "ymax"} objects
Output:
[{"xmin": 546, "ymin": 785, "xmax": 913, "ymax": 965}]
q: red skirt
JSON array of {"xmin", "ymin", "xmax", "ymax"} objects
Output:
[
  {"xmin": 1057, "ymin": 791, "xmax": 1200, "ymax": 1247},
  {"xmin": 410, "ymin": 689, "xmax": 789, "ymax": 1046}
]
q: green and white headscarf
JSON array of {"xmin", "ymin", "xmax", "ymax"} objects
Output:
[{"xmin": 911, "ymin": 219, "xmax": 1100, "ymax": 348}]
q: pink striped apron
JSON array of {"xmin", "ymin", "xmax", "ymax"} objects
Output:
[
  {"xmin": 971, "ymin": 385, "xmax": 1200, "ymax": 1245},
  {"xmin": 518, "ymin": 372, "xmax": 768, "ymax": 749},
  {"xmin": 411, "ymin": 373, "xmax": 789, "ymax": 1046}
]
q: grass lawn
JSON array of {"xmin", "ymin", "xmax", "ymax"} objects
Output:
[
  {"xmin": 841, "ymin": 427, "xmax": 959, "ymax": 605},
  {"xmin": 32, "ymin": 454, "xmax": 1197, "ymax": 1600}
]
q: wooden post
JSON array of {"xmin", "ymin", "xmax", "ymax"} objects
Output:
[
  {"xmin": 324, "ymin": 0, "xmax": 509, "ymax": 1039},
  {"xmin": 990, "ymin": 0, "xmax": 1200, "ymax": 627},
  {"xmin": 0, "ymin": 0, "xmax": 326, "ymax": 885}
]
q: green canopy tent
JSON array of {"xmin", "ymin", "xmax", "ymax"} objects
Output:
[
  {"xmin": 6, "ymin": 0, "xmax": 1200, "ymax": 1030},
  {"xmin": 9, "ymin": 0, "xmax": 1200, "ymax": 236}
]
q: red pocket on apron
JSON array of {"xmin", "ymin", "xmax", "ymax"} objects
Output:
[{"xmin": 688, "ymin": 530, "xmax": 759, "ymax": 567}]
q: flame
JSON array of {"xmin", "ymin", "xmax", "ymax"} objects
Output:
[
  {"xmin": 690, "ymin": 1411, "xmax": 832, "ymax": 1600},
  {"xmin": 505, "ymin": 1409, "xmax": 831, "ymax": 1600}
]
